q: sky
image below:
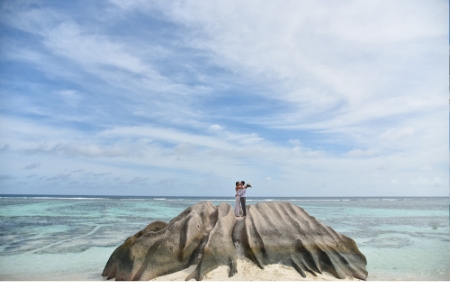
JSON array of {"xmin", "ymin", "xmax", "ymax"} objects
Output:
[{"xmin": 0, "ymin": 0, "xmax": 448, "ymax": 197}]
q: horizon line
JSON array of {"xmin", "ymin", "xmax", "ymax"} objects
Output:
[{"xmin": 0, "ymin": 193, "xmax": 447, "ymax": 198}]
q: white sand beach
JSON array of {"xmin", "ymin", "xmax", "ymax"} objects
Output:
[{"xmin": 152, "ymin": 257, "xmax": 354, "ymax": 281}]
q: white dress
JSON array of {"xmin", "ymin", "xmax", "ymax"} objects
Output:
[{"xmin": 234, "ymin": 195, "xmax": 243, "ymax": 217}]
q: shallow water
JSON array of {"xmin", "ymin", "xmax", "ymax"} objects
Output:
[{"xmin": 0, "ymin": 196, "xmax": 448, "ymax": 280}]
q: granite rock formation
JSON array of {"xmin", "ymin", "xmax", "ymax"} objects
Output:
[{"xmin": 102, "ymin": 201, "xmax": 367, "ymax": 281}]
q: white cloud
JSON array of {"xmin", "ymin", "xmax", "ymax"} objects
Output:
[
  {"xmin": 46, "ymin": 23, "xmax": 146, "ymax": 73},
  {"xmin": 59, "ymin": 90, "xmax": 82, "ymax": 106},
  {"xmin": 379, "ymin": 127, "xmax": 416, "ymax": 142},
  {"xmin": 107, "ymin": 0, "xmax": 150, "ymax": 12},
  {"xmin": 171, "ymin": 143, "xmax": 196, "ymax": 157},
  {"xmin": 162, "ymin": 0, "xmax": 446, "ymax": 136},
  {"xmin": 1, "ymin": 115, "xmax": 447, "ymax": 196},
  {"xmin": 345, "ymin": 149, "xmax": 381, "ymax": 158},
  {"xmin": 208, "ymin": 124, "xmax": 223, "ymax": 132},
  {"xmin": 24, "ymin": 143, "xmax": 145, "ymax": 158},
  {"xmin": 100, "ymin": 126, "xmax": 236, "ymax": 150},
  {"xmin": 41, "ymin": 22, "xmax": 193, "ymax": 99},
  {"xmin": 287, "ymin": 139, "xmax": 301, "ymax": 146},
  {"xmin": 409, "ymin": 177, "xmax": 445, "ymax": 187}
]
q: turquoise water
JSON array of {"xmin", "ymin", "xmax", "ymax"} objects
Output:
[{"xmin": 0, "ymin": 196, "xmax": 448, "ymax": 280}]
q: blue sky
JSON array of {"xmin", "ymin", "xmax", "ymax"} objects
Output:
[{"xmin": 0, "ymin": 0, "xmax": 448, "ymax": 197}]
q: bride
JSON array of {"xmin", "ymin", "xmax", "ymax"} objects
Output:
[{"xmin": 234, "ymin": 181, "xmax": 243, "ymax": 217}]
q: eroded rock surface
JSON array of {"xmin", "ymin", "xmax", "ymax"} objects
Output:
[{"xmin": 102, "ymin": 201, "xmax": 367, "ymax": 281}]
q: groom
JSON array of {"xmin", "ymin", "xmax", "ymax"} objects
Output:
[{"xmin": 238, "ymin": 180, "xmax": 251, "ymax": 217}]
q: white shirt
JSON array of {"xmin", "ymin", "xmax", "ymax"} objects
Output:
[{"xmin": 238, "ymin": 187, "xmax": 247, "ymax": 197}]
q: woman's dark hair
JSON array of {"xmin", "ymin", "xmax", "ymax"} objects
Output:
[
  {"xmin": 240, "ymin": 181, "xmax": 245, "ymax": 185},
  {"xmin": 236, "ymin": 181, "xmax": 239, "ymax": 185}
]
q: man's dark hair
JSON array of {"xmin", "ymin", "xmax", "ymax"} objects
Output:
[
  {"xmin": 240, "ymin": 180, "xmax": 245, "ymax": 185},
  {"xmin": 236, "ymin": 181, "xmax": 239, "ymax": 185}
]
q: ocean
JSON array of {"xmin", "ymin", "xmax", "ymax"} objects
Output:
[{"xmin": 0, "ymin": 195, "xmax": 448, "ymax": 281}]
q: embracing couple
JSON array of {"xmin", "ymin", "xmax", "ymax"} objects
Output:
[{"xmin": 234, "ymin": 180, "xmax": 251, "ymax": 217}]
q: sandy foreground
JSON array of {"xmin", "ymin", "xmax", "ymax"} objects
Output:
[{"xmin": 151, "ymin": 257, "xmax": 354, "ymax": 281}]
